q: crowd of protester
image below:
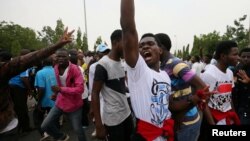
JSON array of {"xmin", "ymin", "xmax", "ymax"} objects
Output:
[{"xmin": 1, "ymin": 0, "xmax": 250, "ymax": 141}]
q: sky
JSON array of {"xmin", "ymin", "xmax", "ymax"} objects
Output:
[{"xmin": 0, "ymin": 0, "xmax": 250, "ymax": 53}]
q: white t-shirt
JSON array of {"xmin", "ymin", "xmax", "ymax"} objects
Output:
[
  {"xmin": 126, "ymin": 55, "xmax": 172, "ymax": 141},
  {"xmin": 95, "ymin": 56, "xmax": 131, "ymax": 126},
  {"xmin": 59, "ymin": 67, "xmax": 69, "ymax": 87},
  {"xmin": 88, "ymin": 62, "xmax": 104, "ymax": 120},
  {"xmin": 200, "ymin": 65, "xmax": 234, "ymax": 112},
  {"xmin": 191, "ymin": 62, "xmax": 203, "ymax": 76},
  {"xmin": 78, "ymin": 66, "xmax": 89, "ymax": 99}
]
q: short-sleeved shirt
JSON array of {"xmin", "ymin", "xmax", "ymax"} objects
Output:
[
  {"xmin": 161, "ymin": 57, "xmax": 199, "ymax": 125},
  {"xmin": 201, "ymin": 65, "xmax": 234, "ymax": 112},
  {"xmin": 126, "ymin": 55, "xmax": 172, "ymax": 127},
  {"xmin": 94, "ymin": 55, "xmax": 131, "ymax": 126},
  {"xmin": 9, "ymin": 69, "xmax": 30, "ymax": 88},
  {"xmin": 34, "ymin": 66, "xmax": 57, "ymax": 108}
]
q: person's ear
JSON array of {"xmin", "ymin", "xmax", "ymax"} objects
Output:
[
  {"xmin": 159, "ymin": 47, "xmax": 163, "ymax": 55},
  {"xmin": 220, "ymin": 53, "xmax": 226, "ymax": 61}
]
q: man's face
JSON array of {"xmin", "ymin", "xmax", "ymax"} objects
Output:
[
  {"xmin": 203, "ymin": 56, "xmax": 210, "ymax": 64},
  {"xmin": 139, "ymin": 36, "xmax": 160, "ymax": 67},
  {"xmin": 226, "ymin": 47, "xmax": 239, "ymax": 66},
  {"xmin": 56, "ymin": 50, "xmax": 69, "ymax": 66},
  {"xmin": 77, "ymin": 52, "xmax": 84, "ymax": 60},
  {"xmin": 191, "ymin": 56, "xmax": 195, "ymax": 63},
  {"xmin": 240, "ymin": 52, "xmax": 250, "ymax": 67}
]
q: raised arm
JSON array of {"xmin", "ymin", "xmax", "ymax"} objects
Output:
[
  {"xmin": 120, "ymin": 0, "xmax": 139, "ymax": 68},
  {"xmin": 0, "ymin": 27, "xmax": 74, "ymax": 84}
]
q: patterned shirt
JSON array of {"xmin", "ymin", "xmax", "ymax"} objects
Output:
[{"xmin": 160, "ymin": 56, "xmax": 200, "ymax": 125}]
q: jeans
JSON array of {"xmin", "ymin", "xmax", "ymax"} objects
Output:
[
  {"xmin": 176, "ymin": 115, "xmax": 202, "ymax": 141},
  {"xmin": 82, "ymin": 98, "xmax": 90, "ymax": 127},
  {"xmin": 10, "ymin": 85, "xmax": 30, "ymax": 132},
  {"xmin": 41, "ymin": 106, "xmax": 87, "ymax": 141}
]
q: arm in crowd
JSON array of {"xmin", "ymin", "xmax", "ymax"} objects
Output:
[
  {"xmin": 189, "ymin": 76, "xmax": 215, "ymax": 125},
  {"xmin": 120, "ymin": 0, "xmax": 139, "ymax": 68},
  {"xmin": 237, "ymin": 70, "xmax": 250, "ymax": 84},
  {"xmin": 91, "ymin": 64, "xmax": 107, "ymax": 139},
  {"xmin": 0, "ymin": 27, "xmax": 74, "ymax": 84}
]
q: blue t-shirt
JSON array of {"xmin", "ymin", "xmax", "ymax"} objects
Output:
[
  {"xmin": 34, "ymin": 66, "xmax": 57, "ymax": 107},
  {"xmin": 9, "ymin": 69, "xmax": 30, "ymax": 88}
]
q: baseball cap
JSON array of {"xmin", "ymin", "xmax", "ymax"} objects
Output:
[{"xmin": 96, "ymin": 43, "xmax": 110, "ymax": 53}]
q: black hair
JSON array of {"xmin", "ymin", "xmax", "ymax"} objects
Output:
[
  {"xmin": 194, "ymin": 55, "xmax": 200, "ymax": 62},
  {"xmin": 239, "ymin": 47, "xmax": 250, "ymax": 56},
  {"xmin": 0, "ymin": 51, "xmax": 12, "ymax": 62},
  {"xmin": 214, "ymin": 40, "xmax": 238, "ymax": 60},
  {"xmin": 68, "ymin": 49, "xmax": 78, "ymax": 56},
  {"xmin": 56, "ymin": 48, "xmax": 69, "ymax": 54},
  {"xmin": 68, "ymin": 49, "xmax": 78, "ymax": 65},
  {"xmin": 42, "ymin": 56, "xmax": 53, "ymax": 66},
  {"xmin": 155, "ymin": 33, "xmax": 172, "ymax": 51},
  {"xmin": 205, "ymin": 54, "xmax": 212, "ymax": 60},
  {"xmin": 140, "ymin": 33, "xmax": 162, "ymax": 47},
  {"xmin": 111, "ymin": 29, "xmax": 122, "ymax": 43}
]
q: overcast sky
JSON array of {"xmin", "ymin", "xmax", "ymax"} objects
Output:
[{"xmin": 0, "ymin": 0, "xmax": 250, "ymax": 53}]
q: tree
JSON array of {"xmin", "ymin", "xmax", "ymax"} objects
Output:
[
  {"xmin": 82, "ymin": 33, "xmax": 88, "ymax": 52},
  {"xmin": 191, "ymin": 15, "xmax": 249, "ymax": 56},
  {"xmin": 38, "ymin": 19, "xmax": 65, "ymax": 46},
  {"xmin": 191, "ymin": 31, "xmax": 221, "ymax": 56},
  {"xmin": 93, "ymin": 36, "xmax": 102, "ymax": 52},
  {"xmin": 10, "ymin": 40, "xmax": 21, "ymax": 56},
  {"xmin": 38, "ymin": 26, "xmax": 55, "ymax": 46},
  {"xmin": 54, "ymin": 19, "xmax": 64, "ymax": 42},
  {"xmin": 76, "ymin": 28, "xmax": 83, "ymax": 50},
  {"xmin": 76, "ymin": 28, "xmax": 88, "ymax": 52},
  {"xmin": 0, "ymin": 21, "xmax": 42, "ymax": 56},
  {"xmin": 222, "ymin": 15, "xmax": 249, "ymax": 50}
]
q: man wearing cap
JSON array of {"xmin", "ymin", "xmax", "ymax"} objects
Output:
[
  {"xmin": 91, "ymin": 30, "xmax": 133, "ymax": 141},
  {"xmin": 88, "ymin": 43, "xmax": 110, "ymax": 137}
]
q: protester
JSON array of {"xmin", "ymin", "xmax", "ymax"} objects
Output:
[
  {"xmin": 88, "ymin": 43, "xmax": 110, "ymax": 137},
  {"xmin": 120, "ymin": 0, "xmax": 179, "ymax": 140},
  {"xmin": 69, "ymin": 49, "xmax": 90, "ymax": 128},
  {"xmin": 0, "ymin": 27, "xmax": 74, "ymax": 141},
  {"xmin": 200, "ymin": 40, "xmax": 240, "ymax": 125},
  {"xmin": 156, "ymin": 33, "xmax": 213, "ymax": 141},
  {"xmin": 91, "ymin": 30, "xmax": 133, "ymax": 141},
  {"xmin": 8, "ymin": 49, "xmax": 34, "ymax": 134},
  {"xmin": 34, "ymin": 56, "xmax": 57, "ymax": 137},
  {"xmin": 233, "ymin": 48, "xmax": 250, "ymax": 125},
  {"xmin": 41, "ymin": 48, "xmax": 87, "ymax": 141}
]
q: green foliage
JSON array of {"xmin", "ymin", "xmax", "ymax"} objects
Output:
[
  {"xmin": 175, "ymin": 44, "xmax": 190, "ymax": 59},
  {"xmin": 82, "ymin": 33, "xmax": 88, "ymax": 52},
  {"xmin": 0, "ymin": 21, "xmax": 42, "ymax": 56},
  {"xmin": 94, "ymin": 36, "xmax": 103, "ymax": 52},
  {"xmin": 54, "ymin": 19, "xmax": 64, "ymax": 42},
  {"xmin": 222, "ymin": 15, "xmax": 249, "ymax": 50},
  {"xmin": 0, "ymin": 19, "xmax": 92, "ymax": 57},
  {"xmin": 191, "ymin": 31, "xmax": 221, "ymax": 56},
  {"xmin": 191, "ymin": 15, "xmax": 249, "ymax": 57},
  {"xmin": 38, "ymin": 19, "xmax": 64, "ymax": 46},
  {"xmin": 76, "ymin": 28, "xmax": 82, "ymax": 49},
  {"xmin": 76, "ymin": 28, "xmax": 88, "ymax": 52}
]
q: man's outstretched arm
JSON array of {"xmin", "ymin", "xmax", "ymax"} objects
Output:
[{"xmin": 120, "ymin": 0, "xmax": 139, "ymax": 68}]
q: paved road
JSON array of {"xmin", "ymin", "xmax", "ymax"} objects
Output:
[
  {"xmin": 19, "ymin": 98, "xmax": 101, "ymax": 141},
  {"xmin": 19, "ymin": 111, "xmax": 101, "ymax": 141}
]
